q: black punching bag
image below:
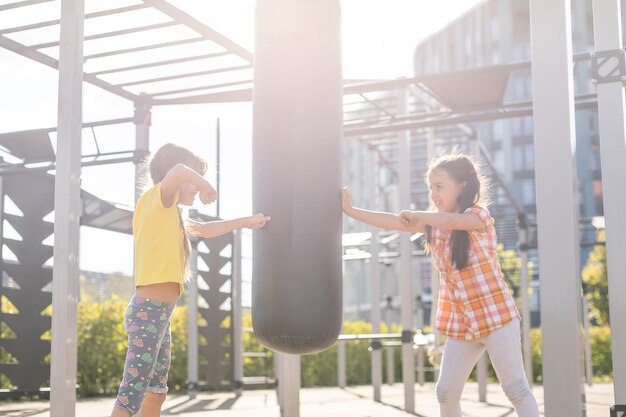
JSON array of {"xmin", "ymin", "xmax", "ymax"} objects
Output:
[{"xmin": 252, "ymin": 0, "xmax": 343, "ymax": 355}]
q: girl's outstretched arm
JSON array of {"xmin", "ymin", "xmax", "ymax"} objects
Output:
[
  {"xmin": 399, "ymin": 210, "xmax": 485, "ymax": 232},
  {"xmin": 342, "ymin": 187, "xmax": 424, "ymax": 233},
  {"xmin": 161, "ymin": 163, "xmax": 217, "ymax": 207},
  {"xmin": 188, "ymin": 214, "xmax": 271, "ymax": 239}
]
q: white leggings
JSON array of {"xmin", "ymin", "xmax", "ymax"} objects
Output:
[{"xmin": 436, "ymin": 319, "xmax": 539, "ymax": 417}]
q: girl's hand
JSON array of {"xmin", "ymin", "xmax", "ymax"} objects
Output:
[
  {"xmin": 341, "ymin": 186, "xmax": 353, "ymax": 213},
  {"xmin": 199, "ymin": 182, "xmax": 217, "ymax": 205},
  {"xmin": 246, "ymin": 213, "xmax": 271, "ymax": 229},
  {"xmin": 398, "ymin": 210, "xmax": 417, "ymax": 228}
]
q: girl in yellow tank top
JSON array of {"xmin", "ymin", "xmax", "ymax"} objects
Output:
[{"xmin": 111, "ymin": 143, "xmax": 270, "ymax": 417}]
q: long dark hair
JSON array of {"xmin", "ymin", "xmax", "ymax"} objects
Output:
[
  {"xmin": 424, "ymin": 153, "xmax": 489, "ymax": 270},
  {"xmin": 143, "ymin": 143, "xmax": 208, "ymax": 280}
]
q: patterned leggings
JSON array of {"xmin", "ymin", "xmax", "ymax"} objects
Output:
[{"xmin": 114, "ymin": 296, "xmax": 175, "ymax": 415}]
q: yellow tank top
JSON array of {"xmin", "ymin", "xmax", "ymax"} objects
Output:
[{"xmin": 133, "ymin": 183, "xmax": 186, "ymax": 293}]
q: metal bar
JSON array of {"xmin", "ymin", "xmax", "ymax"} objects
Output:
[
  {"xmin": 232, "ymin": 230, "xmax": 243, "ymax": 396},
  {"xmin": 150, "ymin": 0, "xmax": 253, "ymax": 63},
  {"xmin": 592, "ymin": 0, "xmax": 626, "ymax": 404},
  {"xmin": 344, "ymin": 98, "xmax": 599, "ymax": 138},
  {"xmin": 582, "ymin": 294, "xmax": 593, "ymax": 386},
  {"xmin": 91, "ymin": 51, "xmax": 230, "ymax": 76},
  {"xmin": 83, "ymin": 36, "xmax": 205, "ymax": 61},
  {"xmin": 118, "ymin": 64, "xmax": 252, "ymax": 88},
  {"xmin": 187, "ymin": 246, "xmax": 199, "ymax": 399},
  {"xmin": 0, "ymin": 35, "xmax": 138, "ymax": 101},
  {"xmin": 369, "ymin": 149, "xmax": 382, "ymax": 402},
  {"xmin": 29, "ymin": 21, "xmax": 178, "ymax": 49},
  {"xmin": 216, "ymin": 118, "xmax": 221, "ymax": 218},
  {"xmin": 276, "ymin": 353, "xmax": 300, "ymax": 417},
  {"xmin": 0, "ymin": 155, "xmax": 136, "ymax": 175},
  {"xmin": 152, "ymin": 88, "xmax": 253, "ymax": 105},
  {"xmin": 337, "ymin": 340, "xmax": 346, "ymax": 388},
  {"xmin": 530, "ymin": 0, "xmax": 586, "ymax": 415},
  {"xmin": 50, "ymin": 0, "xmax": 83, "ymax": 415},
  {"xmin": 0, "ymin": 117, "xmax": 134, "ymax": 137},
  {"xmin": 519, "ymin": 226, "xmax": 533, "ymax": 384},
  {"xmin": 149, "ymin": 79, "xmax": 252, "ymax": 99},
  {"xmin": 133, "ymin": 99, "xmax": 151, "ymax": 203},
  {"xmin": 337, "ymin": 333, "xmax": 403, "ymax": 341},
  {"xmin": 342, "ymin": 58, "xmax": 589, "ymax": 96},
  {"xmin": 397, "ymin": 86, "xmax": 415, "ymax": 414},
  {"xmin": 0, "ymin": 0, "xmax": 52, "ymax": 11}
]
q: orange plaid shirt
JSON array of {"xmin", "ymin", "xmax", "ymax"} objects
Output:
[{"xmin": 431, "ymin": 206, "xmax": 520, "ymax": 340}]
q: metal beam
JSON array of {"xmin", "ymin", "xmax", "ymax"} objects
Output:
[
  {"xmin": 118, "ymin": 64, "xmax": 251, "ymax": 88},
  {"xmin": 0, "ymin": 0, "xmax": 52, "ymax": 11},
  {"xmin": 591, "ymin": 0, "xmax": 626, "ymax": 405},
  {"xmin": 91, "ymin": 52, "xmax": 230, "ymax": 76},
  {"xmin": 530, "ymin": 0, "xmax": 585, "ymax": 415},
  {"xmin": 397, "ymin": 86, "xmax": 415, "ymax": 413},
  {"xmin": 0, "ymin": 35, "xmax": 138, "ymax": 101},
  {"xmin": 29, "ymin": 21, "xmax": 178, "ymax": 49},
  {"xmin": 50, "ymin": 0, "xmax": 84, "ymax": 415},
  {"xmin": 150, "ymin": 0, "xmax": 253, "ymax": 63}
]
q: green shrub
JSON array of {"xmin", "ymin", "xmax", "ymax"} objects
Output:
[{"xmin": 0, "ymin": 299, "xmax": 615, "ymax": 393}]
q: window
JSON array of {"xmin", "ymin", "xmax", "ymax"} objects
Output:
[
  {"xmin": 521, "ymin": 179, "xmax": 536, "ymax": 205},
  {"xmin": 493, "ymin": 148, "xmax": 504, "ymax": 173},
  {"xmin": 513, "ymin": 143, "xmax": 535, "ymax": 171},
  {"xmin": 513, "ymin": 42, "xmax": 530, "ymax": 61},
  {"xmin": 512, "ymin": 74, "xmax": 532, "ymax": 100},
  {"xmin": 512, "ymin": 116, "xmax": 533, "ymax": 137},
  {"xmin": 490, "ymin": 16, "xmax": 499, "ymax": 41}
]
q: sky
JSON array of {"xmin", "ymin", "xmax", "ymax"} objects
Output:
[{"xmin": 0, "ymin": 0, "xmax": 483, "ymax": 276}]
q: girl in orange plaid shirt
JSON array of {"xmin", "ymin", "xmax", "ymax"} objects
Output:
[{"xmin": 342, "ymin": 154, "xmax": 538, "ymax": 417}]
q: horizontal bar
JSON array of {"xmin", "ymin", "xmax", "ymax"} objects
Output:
[
  {"xmin": 0, "ymin": 0, "xmax": 52, "ymax": 12},
  {"xmin": 118, "ymin": 63, "xmax": 252, "ymax": 87},
  {"xmin": 0, "ymin": 116, "xmax": 134, "ymax": 136},
  {"xmin": 30, "ymin": 21, "xmax": 178, "ymax": 49},
  {"xmin": 337, "ymin": 333, "xmax": 403, "ymax": 341},
  {"xmin": 91, "ymin": 51, "xmax": 230, "ymax": 76},
  {"xmin": 84, "ymin": 36, "xmax": 206, "ymax": 61},
  {"xmin": 149, "ymin": 78, "xmax": 252, "ymax": 98},
  {"xmin": 150, "ymin": 0, "xmax": 253, "ymax": 63},
  {"xmin": 0, "ymin": 3, "xmax": 151, "ymax": 35},
  {"xmin": 0, "ymin": 154, "xmax": 136, "ymax": 175}
]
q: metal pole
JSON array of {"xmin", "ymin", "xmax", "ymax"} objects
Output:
[
  {"xmin": 385, "ymin": 296, "xmax": 395, "ymax": 386},
  {"xmin": 216, "ymin": 117, "xmax": 221, "ymax": 218},
  {"xmin": 338, "ymin": 340, "xmax": 346, "ymax": 388},
  {"xmin": 591, "ymin": 0, "xmax": 626, "ymax": 405},
  {"xmin": 582, "ymin": 291, "xmax": 593, "ymax": 386},
  {"xmin": 232, "ymin": 230, "xmax": 244, "ymax": 396},
  {"xmin": 134, "ymin": 97, "xmax": 151, "ymax": 204},
  {"xmin": 187, "ymin": 244, "xmax": 199, "ymax": 399},
  {"xmin": 397, "ymin": 86, "xmax": 415, "ymax": 413},
  {"xmin": 277, "ymin": 353, "xmax": 300, "ymax": 417},
  {"xmin": 519, "ymin": 221, "xmax": 533, "ymax": 384},
  {"xmin": 416, "ymin": 295, "xmax": 425, "ymax": 386},
  {"xmin": 530, "ymin": 1, "xmax": 585, "ymax": 415},
  {"xmin": 468, "ymin": 133, "xmax": 488, "ymax": 403},
  {"xmin": 426, "ymin": 127, "xmax": 441, "ymax": 383},
  {"xmin": 369, "ymin": 149, "xmax": 382, "ymax": 402},
  {"xmin": 50, "ymin": 1, "xmax": 84, "ymax": 416}
]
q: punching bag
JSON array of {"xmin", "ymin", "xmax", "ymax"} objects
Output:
[{"xmin": 252, "ymin": 0, "xmax": 343, "ymax": 355}]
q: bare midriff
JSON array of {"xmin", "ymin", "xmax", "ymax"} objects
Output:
[{"xmin": 135, "ymin": 282, "xmax": 181, "ymax": 304}]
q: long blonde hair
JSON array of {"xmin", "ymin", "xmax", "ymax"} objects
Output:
[
  {"xmin": 424, "ymin": 153, "xmax": 490, "ymax": 270},
  {"xmin": 142, "ymin": 143, "xmax": 208, "ymax": 280}
]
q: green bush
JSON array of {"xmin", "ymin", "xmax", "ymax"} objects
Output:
[{"xmin": 0, "ymin": 299, "xmax": 616, "ymax": 394}]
